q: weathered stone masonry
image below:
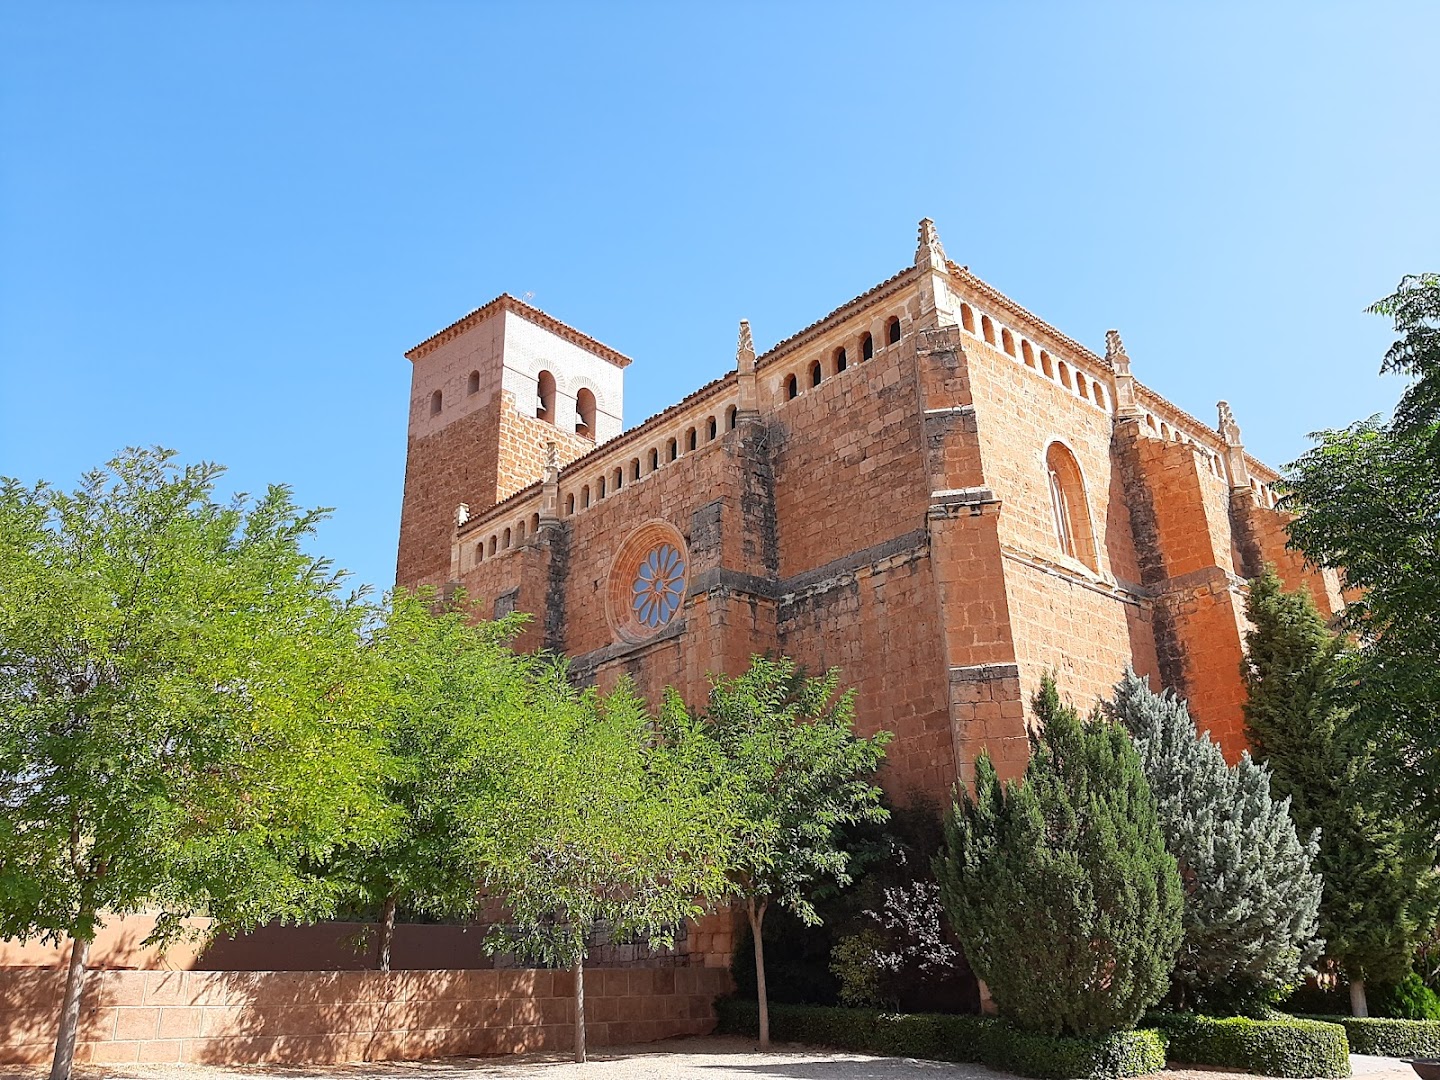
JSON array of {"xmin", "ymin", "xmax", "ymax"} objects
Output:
[{"xmin": 396, "ymin": 220, "xmax": 1345, "ymax": 800}]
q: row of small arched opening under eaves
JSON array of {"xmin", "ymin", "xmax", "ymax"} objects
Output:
[
  {"xmin": 782, "ymin": 316, "xmax": 903, "ymax": 401},
  {"xmin": 563, "ymin": 405, "xmax": 742, "ymax": 516}
]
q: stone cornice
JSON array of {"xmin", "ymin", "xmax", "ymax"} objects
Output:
[{"xmin": 753, "ymin": 266, "xmax": 921, "ymax": 374}]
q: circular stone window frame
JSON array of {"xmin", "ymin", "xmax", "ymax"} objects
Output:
[{"xmin": 606, "ymin": 519, "xmax": 691, "ymax": 645}]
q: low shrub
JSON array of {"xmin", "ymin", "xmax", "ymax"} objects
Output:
[
  {"xmin": 1150, "ymin": 1013, "xmax": 1350, "ymax": 1078},
  {"xmin": 1296, "ymin": 1016, "xmax": 1440, "ymax": 1058},
  {"xmin": 980, "ymin": 1023, "xmax": 1167, "ymax": 1080},
  {"xmin": 714, "ymin": 999, "xmax": 1166, "ymax": 1079},
  {"xmin": 1374, "ymin": 973, "xmax": 1440, "ymax": 1020}
]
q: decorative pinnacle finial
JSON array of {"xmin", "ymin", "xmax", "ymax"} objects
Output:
[
  {"xmin": 544, "ymin": 440, "xmax": 559, "ymax": 472},
  {"xmin": 736, "ymin": 319, "xmax": 756, "ymax": 371},
  {"xmin": 454, "ymin": 503, "xmax": 470, "ymax": 528},
  {"xmin": 916, "ymin": 218, "xmax": 948, "ymax": 270},
  {"xmin": 1218, "ymin": 401, "xmax": 1243, "ymax": 447},
  {"xmin": 1104, "ymin": 329, "xmax": 1131, "ymax": 375}
]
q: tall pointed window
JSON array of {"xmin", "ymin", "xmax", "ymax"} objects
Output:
[
  {"xmin": 1045, "ymin": 442, "xmax": 1098, "ymax": 571},
  {"xmin": 1049, "ymin": 468, "xmax": 1074, "ymax": 558}
]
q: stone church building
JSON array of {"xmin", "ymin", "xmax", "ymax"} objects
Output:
[{"xmin": 396, "ymin": 219, "xmax": 1343, "ymax": 804}]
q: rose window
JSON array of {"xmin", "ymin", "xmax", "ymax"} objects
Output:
[
  {"xmin": 631, "ymin": 543, "xmax": 686, "ymax": 629},
  {"xmin": 606, "ymin": 521, "xmax": 690, "ymax": 643}
]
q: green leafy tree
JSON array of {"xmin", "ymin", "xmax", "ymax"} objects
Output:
[
  {"xmin": 472, "ymin": 672, "xmax": 733, "ymax": 1063},
  {"xmin": 1284, "ymin": 274, "xmax": 1440, "ymax": 827},
  {"xmin": 1242, "ymin": 569, "xmax": 1440, "ymax": 1017},
  {"xmin": 695, "ymin": 657, "xmax": 890, "ymax": 1048},
  {"xmin": 325, "ymin": 588, "xmax": 534, "ymax": 970},
  {"xmin": 0, "ymin": 449, "xmax": 392, "ymax": 1080},
  {"xmin": 1110, "ymin": 667, "xmax": 1323, "ymax": 1014},
  {"xmin": 937, "ymin": 677, "xmax": 1183, "ymax": 1037}
]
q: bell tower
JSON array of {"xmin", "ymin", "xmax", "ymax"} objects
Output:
[{"xmin": 396, "ymin": 294, "xmax": 629, "ymax": 589}]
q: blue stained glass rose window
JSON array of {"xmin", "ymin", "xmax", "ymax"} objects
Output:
[{"xmin": 631, "ymin": 543, "xmax": 686, "ymax": 629}]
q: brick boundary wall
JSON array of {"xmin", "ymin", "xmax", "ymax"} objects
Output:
[{"xmin": 0, "ymin": 967, "xmax": 732, "ymax": 1066}]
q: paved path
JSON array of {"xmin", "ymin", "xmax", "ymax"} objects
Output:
[{"xmin": 0, "ymin": 1037, "xmax": 1422, "ymax": 1080}]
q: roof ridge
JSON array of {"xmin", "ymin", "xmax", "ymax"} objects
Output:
[{"xmin": 406, "ymin": 293, "xmax": 633, "ymax": 368}]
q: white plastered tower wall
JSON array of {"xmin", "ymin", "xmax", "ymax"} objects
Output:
[{"xmin": 501, "ymin": 310, "xmax": 624, "ymax": 441}]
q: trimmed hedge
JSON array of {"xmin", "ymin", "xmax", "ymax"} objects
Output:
[
  {"xmin": 714, "ymin": 999, "xmax": 1166, "ymax": 1079},
  {"xmin": 1149, "ymin": 1013, "xmax": 1350, "ymax": 1078},
  {"xmin": 1297, "ymin": 1015, "xmax": 1440, "ymax": 1058}
]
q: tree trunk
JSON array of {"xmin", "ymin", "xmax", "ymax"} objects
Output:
[
  {"xmin": 573, "ymin": 956, "xmax": 586, "ymax": 1063},
  {"xmin": 376, "ymin": 893, "xmax": 398, "ymax": 973},
  {"xmin": 1350, "ymin": 977, "xmax": 1369, "ymax": 1017},
  {"xmin": 748, "ymin": 898, "xmax": 770, "ymax": 1050},
  {"xmin": 49, "ymin": 934, "xmax": 91, "ymax": 1080}
]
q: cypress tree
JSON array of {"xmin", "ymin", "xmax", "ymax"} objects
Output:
[
  {"xmin": 1111, "ymin": 667, "xmax": 1323, "ymax": 1014},
  {"xmin": 1242, "ymin": 569, "xmax": 1440, "ymax": 1017},
  {"xmin": 937, "ymin": 676, "xmax": 1183, "ymax": 1036}
]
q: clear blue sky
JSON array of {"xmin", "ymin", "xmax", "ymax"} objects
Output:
[{"xmin": 3, "ymin": 3, "xmax": 1436, "ymax": 597}]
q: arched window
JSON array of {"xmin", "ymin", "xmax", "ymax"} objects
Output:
[
  {"xmin": 1021, "ymin": 341, "xmax": 1036, "ymax": 368},
  {"xmin": 566, "ymin": 493, "xmax": 575, "ymax": 515},
  {"xmin": 613, "ymin": 467, "xmax": 623, "ymax": 490},
  {"xmin": 861, "ymin": 333, "xmax": 874, "ymax": 361},
  {"xmin": 707, "ymin": 416, "xmax": 718, "ymax": 441},
  {"xmin": 726, "ymin": 405, "xmax": 738, "ymax": 429},
  {"xmin": 981, "ymin": 316, "xmax": 996, "ymax": 346},
  {"xmin": 887, "ymin": 317, "xmax": 902, "ymax": 345},
  {"xmin": 516, "ymin": 521, "xmax": 525, "ymax": 542},
  {"xmin": 811, "ymin": 361, "xmax": 823, "ymax": 388},
  {"xmin": 476, "ymin": 542, "xmax": 484, "ymax": 563},
  {"xmin": 786, "ymin": 374, "xmax": 799, "ymax": 400},
  {"xmin": 488, "ymin": 536, "xmax": 498, "ymax": 556},
  {"xmin": 1001, "ymin": 328, "xmax": 1016, "ymax": 357},
  {"xmin": 1058, "ymin": 362, "xmax": 1073, "ymax": 390},
  {"xmin": 960, "ymin": 304, "xmax": 976, "ymax": 334},
  {"xmin": 581, "ymin": 485, "xmax": 591, "ymax": 509},
  {"xmin": 667, "ymin": 438, "xmax": 678, "ymax": 462},
  {"xmin": 1147, "ymin": 414, "xmax": 1158, "ymax": 432},
  {"xmin": 834, "ymin": 347, "xmax": 847, "ymax": 373},
  {"xmin": 503, "ymin": 528, "xmax": 512, "ymax": 549},
  {"xmin": 686, "ymin": 427, "xmax": 697, "ymax": 452},
  {"xmin": 598, "ymin": 476, "xmax": 606, "ymax": 499},
  {"xmin": 531, "ymin": 512, "xmax": 540, "ymax": 533},
  {"xmin": 631, "ymin": 458, "xmax": 641, "ymax": 481},
  {"xmin": 430, "ymin": 389, "xmax": 443, "ymax": 416},
  {"xmin": 1078, "ymin": 375, "xmax": 1090, "ymax": 400},
  {"xmin": 1160, "ymin": 422, "xmax": 1171, "ymax": 440},
  {"xmin": 1040, "ymin": 350, "xmax": 1054, "ymax": 379},
  {"xmin": 1093, "ymin": 382, "xmax": 1107, "ymax": 410},
  {"xmin": 1045, "ymin": 442, "xmax": 1097, "ymax": 571},
  {"xmin": 649, "ymin": 448, "xmax": 660, "ymax": 472},
  {"xmin": 537, "ymin": 370, "xmax": 557, "ymax": 421},
  {"xmin": 575, "ymin": 388, "xmax": 597, "ymax": 437},
  {"xmin": 467, "ymin": 370, "xmax": 480, "ymax": 395}
]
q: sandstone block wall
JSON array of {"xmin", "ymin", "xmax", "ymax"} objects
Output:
[
  {"xmin": 403, "ymin": 231, "xmax": 1328, "ymax": 812},
  {"xmin": 0, "ymin": 966, "xmax": 730, "ymax": 1066}
]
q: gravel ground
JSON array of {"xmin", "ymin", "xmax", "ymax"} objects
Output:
[{"xmin": 0, "ymin": 1037, "xmax": 1420, "ymax": 1080}]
